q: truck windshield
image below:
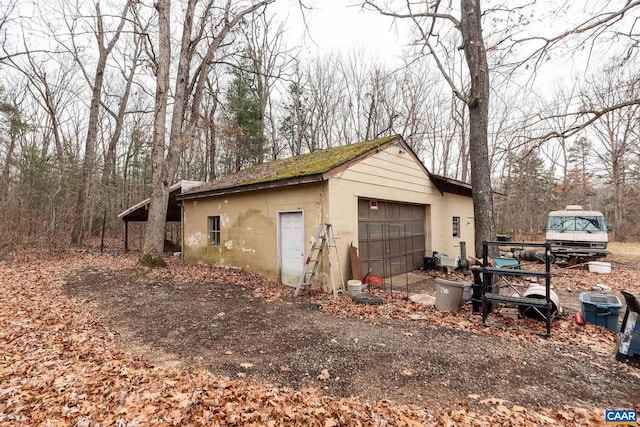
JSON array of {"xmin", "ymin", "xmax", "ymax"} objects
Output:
[{"xmin": 547, "ymin": 216, "xmax": 607, "ymax": 232}]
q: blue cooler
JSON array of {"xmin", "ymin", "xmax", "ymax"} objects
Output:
[{"xmin": 579, "ymin": 293, "xmax": 622, "ymax": 332}]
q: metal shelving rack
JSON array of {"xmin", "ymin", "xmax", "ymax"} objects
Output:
[{"xmin": 478, "ymin": 241, "xmax": 554, "ymax": 336}]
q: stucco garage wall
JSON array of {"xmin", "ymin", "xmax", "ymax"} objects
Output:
[
  {"xmin": 429, "ymin": 192, "xmax": 476, "ymax": 258},
  {"xmin": 182, "ymin": 182, "xmax": 326, "ymax": 282}
]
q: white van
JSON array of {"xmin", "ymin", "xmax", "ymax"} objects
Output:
[{"xmin": 545, "ymin": 205, "xmax": 611, "ymax": 261}]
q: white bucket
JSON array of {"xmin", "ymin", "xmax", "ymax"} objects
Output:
[
  {"xmin": 588, "ymin": 261, "xmax": 611, "ymax": 274},
  {"xmin": 347, "ymin": 280, "xmax": 364, "ymax": 296}
]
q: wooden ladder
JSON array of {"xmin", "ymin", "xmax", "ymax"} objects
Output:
[{"xmin": 294, "ymin": 223, "xmax": 345, "ymax": 297}]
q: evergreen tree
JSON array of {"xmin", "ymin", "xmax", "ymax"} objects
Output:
[
  {"xmin": 498, "ymin": 149, "xmax": 556, "ymax": 237},
  {"xmin": 563, "ymin": 137, "xmax": 595, "ymax": 207},
  {"xmin": 0, "ymin": 88, "xmax": 29, "ymax": 189},
  {"xmin": 222, "ymin": 65, "xmax": 265, "ymax": 173}
]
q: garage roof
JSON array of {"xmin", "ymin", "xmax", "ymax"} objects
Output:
[
  {"xmin": 179, "ymin": 136, "xmax": 411, "ymax": 200},
  {"xmin": 177, "ymin": 135, "xmax": 474, "ymax": 201}
]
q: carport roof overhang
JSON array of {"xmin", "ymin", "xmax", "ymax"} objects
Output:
[
  {"xmin": 429, "ymin": 174, "xmax": 473, "ymax": 197},
  {"xmin": 118, "ymin": 180, "xmax": 204, "ymax": 222}
]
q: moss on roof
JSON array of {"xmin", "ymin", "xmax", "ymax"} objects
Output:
[
  {"xmin": 246, "ymin": 135, "xmax": 398, "ymax": 184},
  {"xmin": 186, "ymin": 135, "xmax": 399, "ymax": 195}
]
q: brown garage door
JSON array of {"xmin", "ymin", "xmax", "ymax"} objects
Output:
[{"xmin": 358, "ymin": 199, "xmax": 425, "ymax": 277}]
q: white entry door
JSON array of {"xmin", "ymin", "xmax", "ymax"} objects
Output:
[{"xmin": 280, "ymin": 212, "xmax": 304, "ymax": 286}]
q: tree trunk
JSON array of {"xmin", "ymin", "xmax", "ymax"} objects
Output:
[
  {"xmin": 1, "ymin": 131, "xmax": 16, "ymax": 184},
  {"xmin": 611, "ymin": 140, "xmax": 625, "ymax": 239},
  {"xmin": 71, "ymin": 2, "xmax": 129, "ymax": 245},
  {"xmin": 70, "ymin": 63, "xmax": 104, "ymax": 245},
  {"xmin": 141, "ymin": 0, "xmax": 172, "ymax": 265},
  {"xmin": 101, "ymin": 33, "xmax": 141, "ymax": 189},
  {"xmin": 207, "ymin": 106, "xmax": 217, "ymax": 181},
  {"xmin": 460, "ymin": 0, "xmax": 496, "ymax": 257}
]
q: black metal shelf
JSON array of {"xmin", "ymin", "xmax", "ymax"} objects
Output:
[
  {"xmin": 481, "ymin": 267, "xmax": 551, "ymax": 278},
  {"xmin": 477, "ymin": 241, "xmax": 554, "ymax": 336}
]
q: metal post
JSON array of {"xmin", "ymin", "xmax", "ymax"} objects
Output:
[
  {"xmin": 100, "ymin": 211, "xmax": 106, "ymax": 254},
  {"xmin": 124, "ymin": 221, "xmax": 129, "ymax": 253}
]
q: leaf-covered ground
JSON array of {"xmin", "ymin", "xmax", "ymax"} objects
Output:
[{"xmin": 1, "ymin": 251, "xmax": 639, "ymax": 426}]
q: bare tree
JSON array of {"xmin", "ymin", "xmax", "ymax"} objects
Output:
[
  {"xmin": 100, "ymin": 21, "xmax": 145, "ymax": 190},
  {"xmin": 68, "ymin": 1, "xmax": 131, "ymax": 245},
  {"xmin": 10, "ymin": 53, "xmax": 79, "ymax": 181},
  {"xmin": 385, "ymin": 60, "xmax": 437, "ymax": 161},
  {"xmin": 364, "ymin": 0, "xmax": 495, "ymax": 256},
  {"xmin": 0, "ymin": 0, "xmax": 17, "ymax": 62},
  {"xmin": 141, "ymin": 0, "xmax": 274, "ymax": 265},
  {"xmin": 202, "ymin": 74, "xmax": 221, "ymax": 180},
  {"xmin": 279, "ymin": 61, "xmax": 309, "ymax": 156},
  {"xmin": 339, "ymin": 47, "xmax": 374, "ymax": 142},
  {"xmin": 537, "ymin": 82, "xmax": 582, "ymax": 206},
  {"xmin": 364, "ymin": 0, "xmax": 640, "ymax": 255},
  {"xmin": 306, "ymin": 54, "xmax": 345, "ymax": 150},
  {"xmin": 584, "ymin": 65, "xmax": 640, "ymax": 239}
]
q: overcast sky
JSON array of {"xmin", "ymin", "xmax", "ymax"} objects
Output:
[
  {"xmin": 271, "ymin": 0, "xmax": 408, "ymax": 65},
  {"xmin": 268, "ymin": 0, "xmax": 627, "ymax": 95}
]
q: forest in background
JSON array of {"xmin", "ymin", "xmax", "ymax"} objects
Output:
[{"xmin": 0, "ymin": 0, "xmax": 639, "ymax": 251}]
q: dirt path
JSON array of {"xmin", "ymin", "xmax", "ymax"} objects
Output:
[{"xmin": 64, "ymin": 266, "xmax": 639, "ymax": 412}]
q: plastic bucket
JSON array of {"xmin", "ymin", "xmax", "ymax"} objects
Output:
[
  {"xmin": 588, "ymin": 261, "xmax": 611, "ymax": 274},
  {"xmin": 435, "ymin": 278, "xmax": 465, "ymax": 312},
  {"xmin": 347, "ymin": 280, "xmax": 364, "ymax": 296}
]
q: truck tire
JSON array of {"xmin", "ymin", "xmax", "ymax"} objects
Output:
[{"xmin": 352, "ymin": 292, "xmax": 383, "ymax": 305}]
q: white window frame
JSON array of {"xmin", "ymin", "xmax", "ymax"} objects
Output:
[
  {"xmin": 452, "ymin": 216, "xmax": 460, "ymax": 238},
  {"xmin": 209, "ymin": 216, "xmax": 221, "ymax": 246}
]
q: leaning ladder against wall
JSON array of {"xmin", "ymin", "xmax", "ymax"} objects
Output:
[{"xmin": 295, "ymin": 223, "xmax": 346, "ymax": 298}]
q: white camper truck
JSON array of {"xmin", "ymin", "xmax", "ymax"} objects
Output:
[{"xmin": 545, "ymin": 205, "xmax": 611, "ymax": 262}]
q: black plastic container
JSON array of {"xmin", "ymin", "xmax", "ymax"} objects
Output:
[{"xmin": 423, "ymin": 257, "xmax": 435, "ymax": 271}]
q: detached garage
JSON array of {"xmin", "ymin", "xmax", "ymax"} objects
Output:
[{"xmin": 178, "ymin": 135, "xmax": 475, "ymax": 289}]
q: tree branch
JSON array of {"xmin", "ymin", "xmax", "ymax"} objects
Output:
[
  {"xmin": 526, "ymin": 97, "xmax": 640, "ymax": 144},
  {"xmin": 363, "ymin": 0, "xmax": 460, "ymax": 28}
]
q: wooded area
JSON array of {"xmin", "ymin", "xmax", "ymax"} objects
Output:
[{"xmin": 0, "ymin": 0, "xmax": 639, "ymax": 255}]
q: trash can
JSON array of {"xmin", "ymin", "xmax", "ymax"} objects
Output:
[
  {"xmin": 580, "ymin": 293, "xmax": 622, "ymax": 332},
  {"xmin": 616, "ymin": 291, "xmax": 640, "ymax": 368},
  {"xmin": 435, "ymin": 278, "xmax": 465, "ymax": 312},
  {"xmin": 423, "ymin": 257, "xmax": 435, "ymax": 271}
]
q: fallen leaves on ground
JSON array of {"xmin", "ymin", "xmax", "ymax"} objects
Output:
[
  {"xmin": 317, "ymin": 369, "xmax": 331, "ymax": 380},
  {"xmin": 0, "ymin": 252, "xmax": 631, "ymax": 426},
  {"xmin": 316, "ymin": 287, "xmax": 620, "ymax": 357},
  {"xmin": 314, "ymin": 265, "xmax": 639, "ymax": 359}
]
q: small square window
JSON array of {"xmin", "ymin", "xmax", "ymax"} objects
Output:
[
  {"xmin": 209, "ymin": 216, "xmax": 221, "ymax": 246},
  {"xmin": 452, "ymin": 216, "xmax": 460, "ymax": 238}
]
